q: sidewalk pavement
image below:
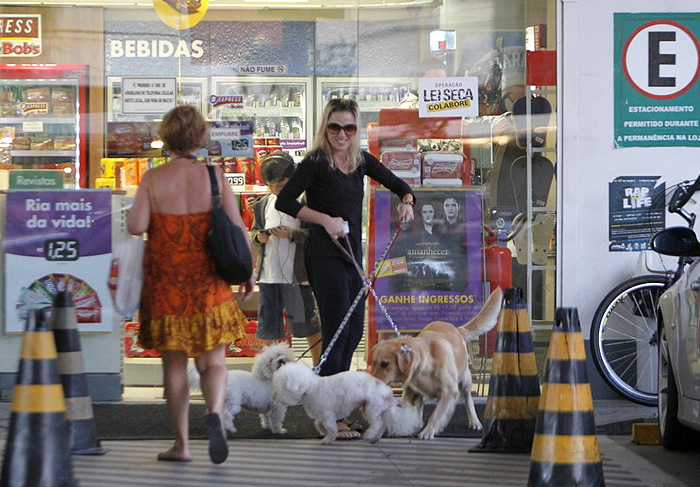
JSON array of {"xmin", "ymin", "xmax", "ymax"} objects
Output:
[{"xmin": 2, "ymin": 398, "xmax": 696, "ymax": 487}]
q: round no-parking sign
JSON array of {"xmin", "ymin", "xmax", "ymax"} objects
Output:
[{"xmin": 615, "ymin": 14, "xmax": 700, "ymax": 147}]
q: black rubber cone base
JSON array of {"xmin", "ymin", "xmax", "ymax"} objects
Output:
[
  {"xmin": 470, "ymin": 418, "xmax": 536, "ymax": 453},
  {"xmin": 1, "ymin": 413, "xmax": 79, "ymax": 487}
]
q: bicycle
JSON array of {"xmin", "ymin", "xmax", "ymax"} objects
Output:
[{"xmin": 589, "ymin": 174, "xmax": 700, "ymax": 406}]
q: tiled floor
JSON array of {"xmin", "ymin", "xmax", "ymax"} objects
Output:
[
  {"xmin": 44, "ymin": 437, "xmax": 670, "ymax": 487},
  {"xmin": 0, "ymin": 400, "xmax": 690, "ymax": 487}
]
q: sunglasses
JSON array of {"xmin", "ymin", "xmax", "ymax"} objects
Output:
[{"xmin": 326, "ymin": 123, "xmax": 357, "ymax": 135}]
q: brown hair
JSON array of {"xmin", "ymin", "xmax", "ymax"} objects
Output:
[
  {"xmin": 157, "ymin": 105, "xmax": 208, "ymax": 155},
  {"xmin": 261, "ymin": 150, "xmax": 295, "ymax": 183}
]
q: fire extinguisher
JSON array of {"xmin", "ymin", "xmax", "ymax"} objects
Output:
[{"xmin": 481, "ymin": 227, "xmax": 512, "ymax": 357}]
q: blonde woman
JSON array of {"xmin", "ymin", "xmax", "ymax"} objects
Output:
[
  {"xmin": 275, "ymin": 98, "xmax": 415, "ymax": 439},
  {"xmin": 127, "ymin": 105, "xmax": 254, "ymax": 463}
]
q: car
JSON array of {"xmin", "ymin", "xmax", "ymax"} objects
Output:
[{"xmin": 654, "ymin": 225, "xmax": 700, "ymax": 449}]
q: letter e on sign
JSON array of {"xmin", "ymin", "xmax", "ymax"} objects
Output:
[{"xmin": 623, "ymin": 20, "xmax": 700, "ymax": 99}]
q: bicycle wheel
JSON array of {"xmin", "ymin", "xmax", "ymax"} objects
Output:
[{"xmin": 590, "ymin": 275, "xmax": 668, "ymax": 406}]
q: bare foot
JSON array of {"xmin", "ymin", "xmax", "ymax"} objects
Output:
[{"xmin": 157, "ymin": 445, "xmax": 191, "ymax": 462}]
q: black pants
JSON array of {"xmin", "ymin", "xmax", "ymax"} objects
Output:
[{"xmin": 305, "ymin": 254, "xmax": 364, "ymax": 376}]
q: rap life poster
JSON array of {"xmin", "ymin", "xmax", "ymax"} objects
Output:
[
  {"xmin": 370, "ymin": 187, "xmax": 483, "ymax": 331},
  {"xmin": 4, "ymin": 190, "xmax": 113, "ymax": 332},
  {"xmin": 608, "ymin": 175, "xmax": 665, "ymax": 252}
]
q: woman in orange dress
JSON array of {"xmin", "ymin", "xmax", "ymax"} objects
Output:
[{"xmin": 127, "ymin": 106, "xmax": 254, "ymax": 464}]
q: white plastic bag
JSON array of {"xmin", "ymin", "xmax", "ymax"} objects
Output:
[{"xmin": 107, "ymin": 233, "xmax": 145, "ymax": 318}]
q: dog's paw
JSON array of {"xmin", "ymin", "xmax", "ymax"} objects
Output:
[
  {"xmin": 320, "ymin": 435, "xmax": 335, "ymax": 445},
  {"xmin": 272, "ymin": 427, "xmax": 287, "ymax": 435},
  {"xmin": 469, "ymin": 419, "xmax": 483, "ymax": 431},
  {"xmin": 362, "ymin": 432, "xmax": 381, "ymax": 443},
  {"xmin": 417, "ymin": 428, "xmax": 436, "ymax": 440}
]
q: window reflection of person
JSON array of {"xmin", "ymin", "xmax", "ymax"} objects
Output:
[
  {"xmin": 399, "ymin": 57, "xmax": 448, "ymax": 108},
  {"xmin": 421, "ymin": 203, "xmax": 436, "ymax": 235}
]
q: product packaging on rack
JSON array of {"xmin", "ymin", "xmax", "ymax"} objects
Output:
[
  {"xmin": 380, "ymin": 151, "xmax": 421, "ymax": 187},
  {"xmin": 422, "ymin": 152, "xmax": 463, "ymax": 187}
]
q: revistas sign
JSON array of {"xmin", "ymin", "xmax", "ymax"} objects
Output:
[{"xmin": 0, "ymin": 15, "xmax": 41, "ymax": 57}]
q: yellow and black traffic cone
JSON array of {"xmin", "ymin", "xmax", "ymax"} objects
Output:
[
  {"xmin": 0, "ymin": 308, "xmax": 78, "ymax": 487},
  {"xmin": 470, "ymin": 287, "xmax": 540, "ymax": 453},
  {"xmin": 51, "ymin": 291, "xmax": 107, "ymax": 455},
  {"xmin": 528, "ymin": 307, "xmax": 605, "ymax": 487}
]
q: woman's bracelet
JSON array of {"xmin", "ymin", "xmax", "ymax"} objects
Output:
[{"xmin": 403, "ymin": 198, "xmax": 415, "ymax": 206}]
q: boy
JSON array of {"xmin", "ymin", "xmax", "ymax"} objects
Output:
[{"xmin": 250, "ymin": 151, "xmax": 322, "ymax": 365}]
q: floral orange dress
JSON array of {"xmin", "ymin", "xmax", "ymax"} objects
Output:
[{"xmin": 137, "ymin": 207, "xmax": 247, "ymax": 356}]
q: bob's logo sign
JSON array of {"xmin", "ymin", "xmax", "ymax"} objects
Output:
[{"xmin": 0, "ymin": 15, "xmax": 41, "ymax": 57}]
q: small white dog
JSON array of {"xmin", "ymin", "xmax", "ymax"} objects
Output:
[
  {"xmin": 188, "ymin": 342, "xmax": 294, "ymax": 435},
  {"xmin": 272, "ymin": 362, "xmax": 395, "ymax": 444}
]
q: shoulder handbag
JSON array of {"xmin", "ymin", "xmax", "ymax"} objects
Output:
[{"xmin": 205, "ymin": 164, "xmax": 254, "ymax": 284}]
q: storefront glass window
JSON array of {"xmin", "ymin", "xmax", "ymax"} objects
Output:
[{"xmin": 0, "ymin": 0, "xmax": 557, "ymax": 398}]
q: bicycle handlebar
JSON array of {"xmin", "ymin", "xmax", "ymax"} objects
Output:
[{"xmin": 669, "ymin": 172, "xmax": 700, "ymax": 213}]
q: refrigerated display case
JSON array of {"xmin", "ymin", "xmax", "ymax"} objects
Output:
[
  {"xmin": 0, "ymin": 64, "xmax": 88, "ymax": 188},
  {"xmin": 316, "ymin": 77, "xmax": 413, "ymax": 149},
  {"xmin": 107, "ymin": 76, "xmax": 208, "ymax": 122},
  {"xmin": 209, "ymin": 76, "xmax": 312, "ymax": 160}
]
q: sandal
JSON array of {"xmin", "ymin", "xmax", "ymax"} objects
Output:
[
  {"xmin": 205, "ymin": 412, "xmax": 229, "ymax": 464},
  {"xmin": 340, "ymin": 419, "xmax": 364, "ymax": 434},
  {"xmin": 336, "ymin": 420, "xmax": 362, "ymax": 440}
]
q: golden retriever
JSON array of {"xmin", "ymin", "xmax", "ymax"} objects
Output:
[{"xmin": 371, "ymin": 288, "xmax": 503, "ymax": 440}]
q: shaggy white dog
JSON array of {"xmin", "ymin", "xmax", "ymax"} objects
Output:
[
  {"xmin": 272, "ymin": 362, "xmax": 396, "ymax": 444},
  {"xmin": 188, "ymin": 342, "xmax": 294, "ymax": 435}
]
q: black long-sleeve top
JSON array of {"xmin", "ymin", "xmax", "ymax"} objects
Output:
[{"xmin": 276, "ymin": 149, "xmax": 414, "ymax": 260}]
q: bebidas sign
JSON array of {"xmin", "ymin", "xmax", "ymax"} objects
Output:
[
  {"xmin": 0, "ymin": 15, "xmax": 41, "ymax": 57},
  {"xmin": 109, "ymin": 39, "xmax": 204, "ymax": 59}
]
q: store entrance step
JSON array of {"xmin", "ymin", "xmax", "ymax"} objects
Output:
[
  {"xmin": 90, "ymin": 397, "xmax": 651, "ymax": 440},
  {"xmin": 92, "ymin": 401, "xmax": 486, "ymax": 440}
]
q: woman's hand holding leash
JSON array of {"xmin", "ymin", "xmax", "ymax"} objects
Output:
[
  {"xmin": 397, "ymin": 197, "xmax": 415, "ymax": 224},
  {"xmin": 323, "ymin": 216, "xmax": 347, "ymax": 239}
]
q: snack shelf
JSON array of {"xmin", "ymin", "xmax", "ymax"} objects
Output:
[
  {"xmin": 0, "ymin": 117, "xmax": 76, "ymax": 125},
  {"xmin": 10, "ymin": 150, "xmax": 76, "ymax": 157},
  {"xmin": 0, "ymin": 64, "xmax": 87, "ymax": 186}
]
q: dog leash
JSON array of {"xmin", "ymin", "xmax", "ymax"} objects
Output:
[
  {"xmin": 313, "ymin": 222, "xmax": 404, "ymax": 373},
  {"xmin": 333, "ymin": 235, "xmax": 402, "ymax": 335}
]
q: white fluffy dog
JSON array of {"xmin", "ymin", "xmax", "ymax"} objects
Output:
[
  {"xmin": 272, "ymin": 362, "xmax": 395, "ymax": 444},
  {"xmin": 188, "ymin": 342, "xmax": 294, "ymax": 435}
]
